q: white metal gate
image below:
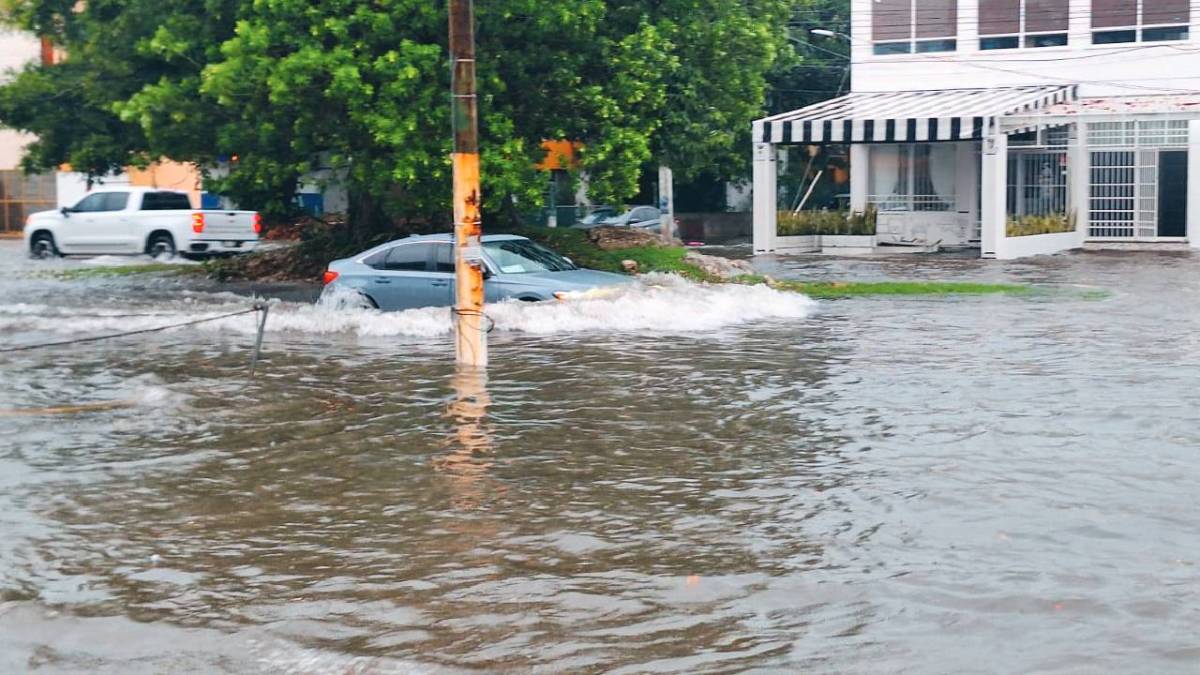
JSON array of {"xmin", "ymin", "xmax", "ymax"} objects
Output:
[{"xmin": 1087, "ymin": 121, "xmax": 1188, "ymax": 241}]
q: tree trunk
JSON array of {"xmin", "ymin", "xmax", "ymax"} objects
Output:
[{"xmin": 347, "ymin": 188, "xmax": 390, "ymax": 245}]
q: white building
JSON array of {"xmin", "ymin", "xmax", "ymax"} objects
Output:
[{"xmin": 753, "ymin": 0, "xmax": 1200, "ymax": 258}]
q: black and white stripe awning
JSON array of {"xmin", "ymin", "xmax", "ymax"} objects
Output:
[{"xmin": 754, "ymin": 85, "xmax": 1078, "ymax": 144}]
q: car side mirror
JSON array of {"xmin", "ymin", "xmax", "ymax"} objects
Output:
[
  {"xmin": 482, "ymin": 267, "xmax": 494, "ymax": 280},
  {"xmin": 563, "ymin": 256, "xmax": 574, "ymax": 266},
  {"xmin": 60, "ymin": 207, "xmax": 70, "ymax": 217}
]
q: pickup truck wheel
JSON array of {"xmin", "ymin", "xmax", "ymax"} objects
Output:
[
  {"xmin": 29, "ymin": 233, "xmax": 60, "ymax": 259},
  {"xmin": 147, "ymin": 233, "xmax": 177, "ymax": 260}
]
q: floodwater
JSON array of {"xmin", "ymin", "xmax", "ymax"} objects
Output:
[{"xmin": 1, "ymin": 240, "xmax": 1198, "ymax": 674}]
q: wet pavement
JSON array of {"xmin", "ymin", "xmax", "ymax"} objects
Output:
[{"xmin": 1, "ymin": 240, "xmax": 1199, "ymax": 673}]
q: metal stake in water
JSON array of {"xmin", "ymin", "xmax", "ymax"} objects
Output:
[{"xmin": 249, "ymin": 303, "xmax": 269, "ymax": 376}]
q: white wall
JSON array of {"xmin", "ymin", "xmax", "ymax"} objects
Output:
[
  {"xmin": 849, "ymin": 0, "xmax": 1200, "ymax": 97},
  {"xmin": 0, "ymin": 30, "xmax": 41, "ymax": 171}
]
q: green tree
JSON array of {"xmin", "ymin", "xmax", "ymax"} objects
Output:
[{"xmin": 1, "ymin": 0, "xmax": 797, "ymax": 235}]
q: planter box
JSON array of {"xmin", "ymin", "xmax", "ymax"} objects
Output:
[
  {"xmin": 774, "ymin": 234, "xmax": 820, "ymax": 252},
  {"xmin": 820, "ymin": 234, "xmax": 877, "ymax": 255}
]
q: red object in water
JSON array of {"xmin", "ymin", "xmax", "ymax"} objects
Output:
[
  {"xmin": 191, "ymin": 212, "xmax": 205, "ymax": 234},
  {"xmin": 322, "ymin": 270, "xmax": 340, "ymax": 285},
  {"xmin": 686, "ymin": 241, "xmax": 705, "ymax": 247}
]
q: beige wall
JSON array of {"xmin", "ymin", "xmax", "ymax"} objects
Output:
[
  {"xmin": 128, "ymin": 163, "xmax": 203, "ymax": 206},
  {"xmin": 0, "ymin": 29, "xmax": 41, "ymax": 171}
]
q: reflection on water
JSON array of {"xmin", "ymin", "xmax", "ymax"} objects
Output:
[
  {"xmin": 438, "ymin": 367, "xmax": 500, "ymax": 511},
  {"xmin": 2, "ymin": 243, "xmax": 1200, "ymax": 673}
]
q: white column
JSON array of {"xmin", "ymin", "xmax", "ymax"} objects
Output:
[
  {"xmin": 1068, "ymin": 0, "xmax": 1091, "ymax": 49},
  {"xmin": 955, "ymin": 141, "xmax": 978, "ymax": 241},
  {"xmin": 958, "ymin": 0, "xmax": 978, "ymax": 52},
  {"xmin": 752, "ymin": 141, "xmax": 778, "ymax": 253},
  {"xmin": 980, "ymin": 125, "xmax": 1008, "ymax": 259},
  {"xmin": 850, "ymin": 144, "xmax": 869, "ymax": 214},
  {"xmin": 1069, "ymin": 122, "xmax": 1090, "ymax": 245},
  {"xmin": 1188, "ymin": 120, "xmax": 1200, "ymax": 248}
]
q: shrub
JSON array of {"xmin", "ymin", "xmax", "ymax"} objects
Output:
[
  {"xmin": 1007, "ymin": 211, "xmax": 1076, "ymax": 237},
  {"xmin": 777, "ymin": 208, "xmax": 877, "ymax": 236}
]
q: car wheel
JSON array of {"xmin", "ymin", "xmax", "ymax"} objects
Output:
[
  {"xmin": 29, "ymin": 232, "xmax": 60, "ymax": 259},
  {"xmin": 147, "ymin": 233, "xmax": 177, "ymax": 260}
]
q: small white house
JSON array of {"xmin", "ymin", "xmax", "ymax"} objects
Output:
[{"xmin": 753, "ymin": 0, "xmax": 1200, "ymax": 258}]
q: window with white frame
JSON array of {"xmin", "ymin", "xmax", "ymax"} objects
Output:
[
  {"xmin": 1093, "ymin": 0, "xmax": 1190, "ymax": 44},
  {"xmin": 868, "ymin": 144, "xmax": 957, "ymax": 212},
  {"xmin": 872, "ymin": 0, "xmax": 958, "ymax": 55},
  {"xmin": 980, "ymin": 0, "xmax": 1069, "ymax": 50}
]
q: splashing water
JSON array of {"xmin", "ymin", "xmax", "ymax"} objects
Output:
[{"xmin": 0, "ymin": 274, "xmax": 817, "ymax": 342}]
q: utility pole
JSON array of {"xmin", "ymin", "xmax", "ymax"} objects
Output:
[
  {"xmin": 449, "ymin": 0, "xmax": 487, "ymax": 367},
  {"xmin": 658, "ymin": 165, "xmax": 674, "ymax": 243}
]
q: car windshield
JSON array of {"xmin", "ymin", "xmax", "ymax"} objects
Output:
[
  {"xmin": 484, "ymin": 240, "xmax": 577, "ymax": 274},
  {"xmin": 582, "ymin": 210, "xmax": 614, "ymax": 224}
]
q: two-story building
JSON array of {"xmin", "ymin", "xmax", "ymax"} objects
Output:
[{"xmin": 753, "ymin": 0, "xmax": 1200, "ymax": 258}]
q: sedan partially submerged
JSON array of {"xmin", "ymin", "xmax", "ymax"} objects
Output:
[{"xmin": 322, "ymin": 234, "xmax": 630, "ymax": 311}]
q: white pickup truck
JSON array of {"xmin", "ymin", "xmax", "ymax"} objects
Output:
[{"xmin": 23, "ymin": 187, "xmax": 260, "ymax": 259}]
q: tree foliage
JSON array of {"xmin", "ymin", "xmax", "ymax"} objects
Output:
[{"xmin": 0, "ymin": 0, "xmax": 800, "ymax": 232}]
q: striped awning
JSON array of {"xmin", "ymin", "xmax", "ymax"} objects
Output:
[{"xmin": 755, "ymin": 85, "xmax": 1078, "ymax": 144}]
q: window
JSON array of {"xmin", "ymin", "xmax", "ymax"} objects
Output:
[
  {"xmin": 1092, "ymin": 0, "xmax": 1190, "ymax": 44},
  {"xmin": 629, "ymin": 207, "xmax": 660, "ymax": 222},
  {"xmin": 872, "ymin": 0, "xmax": 958, "ymax": 55},
  {"xmin": 141, "ymin": 192, "xmax": 193, "ymax": 211},
  {"xmin": 434, "ymin": 244, "xmax": 456, "ymax": 273},
  {"xmin": 383, "ymin": 243, "xmax": 432, "ymax": 271},
  {"xmin": 482, "ymin": 240, "xmax": 576, "ymax": 274},
  {"xmin": 868, "ymin": 144, "xmax": 957, "ymax": 212},
  {"xmin": 980, "ymin": 0, "xmax": 1068, "ymax": 49},
  {"xmin": 72, "ymin": 192, "xmax": 129, "ymax": 212}
]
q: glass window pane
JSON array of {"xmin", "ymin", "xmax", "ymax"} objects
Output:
[
  {"xmin": 979, "ymin": 0, "xmax": 1020, "ymax": 35},
  {"xmin": 873, "ymin": 0, "xmax": 912, "ymax": 41},
  {"xmin": 1143, "ymin": 26, "xmax": 1189, "ymax": 42},
  {"xmin": 1026, "ymin": 33, "xmax": 1068, "ymax": 47},
  {"xmin": 100, "ymin": 193, "xmax": 129, "ymax": 212},
  {"xmin": 72, "ymin": 194, "xmax": 106, "ymax": 212},
  {"xmin": 142, "ymin": 192, "xmax": 192, "ymax": 210},
  {"xmin": 1093, "ymin": 29, "xmax": 1136, "ymax": 43},
  {"xmin": 1027, "ymin": 0, "xmax": 1069, "ymax": 32},
  {"xmin": 981, "ymin": 36, "xmax": 1020, "ymax": 49},
  {"xmin": 434, "ymin": 245, "xmax": 456, "ymax": 273},
  {"xmin": 874, "ymin": 41, "xmax": 913, "ymax": 55},
  {"xmin": 1092, "ymin": 0, "xmax": 1136, "ymax": 28},
  {"xmin": 915, "ymin": 0, "xmax": 957, "ymax": 38},
  {"xmin": 916, "ymin": 38, "xmax": 957, "ymax": 52},
  {"xmin": 384, "ymin": 243, "xmax": 431, "ymax": 271}
]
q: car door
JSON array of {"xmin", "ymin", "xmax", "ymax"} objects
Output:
[
  {"xmin": 90, "ymin": 192, "xmax": 134, "ymax": 251},
  {"xmin": 368, "ymin": 243, "xmax": 447, "ymax": 310},
  {"xmin": 432, "ymin": 244, "xmax": 459, "ymax": 306},
  {"xmin": 56, "ymin": 193, "xmax": 108, "ymax": 253}
]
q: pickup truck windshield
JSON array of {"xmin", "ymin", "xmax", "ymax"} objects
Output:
[
  {"xmin": 484, "ymin": 240, "xmax": 577, "ymax": 274},
  {"xmin": 141, "ymin": 192, "xmax": 193, "ymax": 210}
]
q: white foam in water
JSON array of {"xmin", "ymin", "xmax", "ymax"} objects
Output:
[
  {"xmin": 81, "ymin": 255, "xmax": 198, "ymax": 267},
  {"xmin": 0, "ymin": 275, "xmax": 816, "ymax": 341}
]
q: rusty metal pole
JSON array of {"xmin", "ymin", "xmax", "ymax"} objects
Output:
[{"xmin": 449, "ymin": 0, "xmax": 487, "ymax": 368}]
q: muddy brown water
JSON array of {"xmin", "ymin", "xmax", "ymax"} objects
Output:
[{"xmin": 1, "ymin": 242, "xmax": 1199, "ymax": 673}]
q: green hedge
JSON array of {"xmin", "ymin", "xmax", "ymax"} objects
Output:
[
  {"xmin": 778, "ymin": 208, "xmax": 877, "ymax": 236},
  {"xmin": 1007, "ymin": 212, "xmax": 1076, "ymax": 237}
]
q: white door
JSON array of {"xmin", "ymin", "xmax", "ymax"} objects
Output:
[{"xmin": 59, "ymin": 192, "xmax": 132, "ymax": 253}]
